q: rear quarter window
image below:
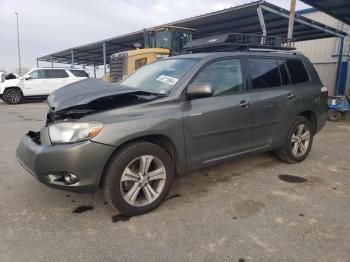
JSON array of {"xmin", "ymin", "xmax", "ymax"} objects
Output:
[
  {"xmin": 69, "ymin": 70, "xmax": 88, "ymax": 77},
  {"xmin": 285, "ymin": 59, "xmax": 310, "ymax": 84}
]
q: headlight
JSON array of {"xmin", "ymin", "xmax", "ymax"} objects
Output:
[{"xmin": 48, "ymin": 122, "xmax": 103, "ymax": 144}]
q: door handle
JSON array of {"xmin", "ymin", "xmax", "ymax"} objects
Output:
[
  {"xmin": 286, "ymin": 93, "xmax": 296, "ymax": 100},
  {"xmin": 238, "ymin": 100, "xmax": 250, "ymax": 108}
]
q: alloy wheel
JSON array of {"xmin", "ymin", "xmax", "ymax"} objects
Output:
[
  {"xmin": 120, "ymin": 155, "xmax": 167, "ymax": 207},
  {"xmin": 6, "ymin": 90, "xmax": 21, "ymax": 104},
  {"xmin": 291, "ymin": 124, "xmax": 310, "ymax": 158}
]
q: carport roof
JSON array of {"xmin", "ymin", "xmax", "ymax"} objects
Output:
[
  {"xmin": 37, "ymin": 0, "xmax": 347, "ymax": 66},
  {"xmin": 300, "ymin": 0, "xmax": 350, "ymax": 25}
]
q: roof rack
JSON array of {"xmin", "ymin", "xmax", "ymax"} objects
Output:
[
  {"xmin": 247, "ymin": 48, "xmax": 300, "ymax": 55},
  {"xmin": 183, "ymin": 33, "xmax": 295, "ymax": 53}
]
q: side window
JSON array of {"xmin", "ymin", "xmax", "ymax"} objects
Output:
[
  {"xmin": 285, "ymin": 59, "xmax": 310, "ymax": 84},
  {"xmin": 29, "ymin": 70, "xmax": 45, "ymax": 79},
  {"xmin": 247, "ymin": 58, "xmax": 281, "ymax": 89},
  {"xmin": 135, "ymin": 58, "xmax": 147, "ymax": 70},
  {"xmin": 192, "ymin": 59, "xmax": 244, "ymax": 96},
  {"xmin": 45, "ymin": 69, "xmax": 69, "ymax": 79},
  {"xmin": 69, "ymin": 70, "xmax": 88, "ymax": 77},
  {"xmin": 277, "ymin": 60, "xmax": 290, "ymax": 86}
]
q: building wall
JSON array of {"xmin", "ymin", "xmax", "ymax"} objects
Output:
[
  {"xmin": 294, "ymin": 10, "xmax": 350, "ymax": 95},
  {"xmin": 313, "ymin": 63, "xmax": 337, "ymax": 93}
]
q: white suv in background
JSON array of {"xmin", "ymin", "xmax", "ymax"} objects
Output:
[{"xmin": 0, "ymin": 68, "xmax": 88, "ymax": 104}]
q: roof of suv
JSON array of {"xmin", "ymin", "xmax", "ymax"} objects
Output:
[
  {"xmin": 33, "ymin": 68, "xmax": 86, "ymax": 70},
  {"xmin": 174, "ymin": 51, "xmax": 304, "ymax": 60}
]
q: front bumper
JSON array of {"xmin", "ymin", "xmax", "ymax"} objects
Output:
[{"xmin": 16, "ymin": 132, "xmax": 115, "ymax": 193}]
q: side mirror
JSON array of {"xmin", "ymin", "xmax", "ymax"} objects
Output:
[
  {"xmin": 24, "ymin": 75, "xmax": 31, "ymax": 80},
  {"xmin": 187, "ymin": 82, "xmax": 213, "ymax": 99}
]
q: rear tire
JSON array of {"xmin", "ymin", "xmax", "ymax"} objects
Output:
[
  {"xmin": 327, "ymin": 110, "xmax": 342, "ymax": 122},
  {"xmin": 102, "ymin": 141, "xmax": 174, "ymax": 216},
  {"xmin": 3, "ymin": 88, "xmax": 23, "ymax": 104},
  {"xmin": 276, "ymin": 116, "xmax": 313, "ymax": 164}
]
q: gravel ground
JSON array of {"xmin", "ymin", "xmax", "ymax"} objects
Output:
[{"xmin": 0, "ymin": 100, "xmax": 349, "ymax": 262}]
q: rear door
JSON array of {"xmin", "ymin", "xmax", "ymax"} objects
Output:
[
  {"xmin": 45, "ymin": 69, "xmax": 70, "ymax": 93},
  {"xmin": 246, "ymin": 57, "xmax": 299, "ymax": 149},
  {"xmin": 182, "ymin": 58, "xmax": 253, "ymax": 167}
]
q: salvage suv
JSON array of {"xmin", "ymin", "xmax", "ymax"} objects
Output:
[
  {"xmin": 16, "ymin": 51, "xmax": 327, "ymax": 216},
  {"xmin": 0, "ymin": 68, "xmax": 88, "ymax": 104}
]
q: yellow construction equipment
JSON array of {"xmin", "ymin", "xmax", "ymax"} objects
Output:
[
  {"xmin": 109, "ymin": 48, "xmax": 170, "ymax": 83},
  {"xmin": 109, "ymin": 26, "xmax": 194, "ymax": 82}
]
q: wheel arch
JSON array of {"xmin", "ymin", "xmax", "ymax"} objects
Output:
[
  {"xmin": 298, "ymin": 110, "xmax": 317, "ymax": 134},
  {"xmin": 99, "ymin": 134, "xmax": 182, "ymax": 187},
  {"xmin": 4, "ymin": 86, "xmax": 23, "ymax": 94}
]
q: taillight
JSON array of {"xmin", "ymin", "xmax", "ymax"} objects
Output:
[{"xmin": 321, "ymin": 86, "xmax": 328, "ymax": 97}]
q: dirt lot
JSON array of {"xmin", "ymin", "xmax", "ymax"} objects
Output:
[{"xmin": 0, "ymin": 101, "xmax": 350, "ymax": 262}]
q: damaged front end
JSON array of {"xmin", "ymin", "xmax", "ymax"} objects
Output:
[
  {"xmin": 46, "ymin": 91, "xmax": 165, "ymax": 125},
  {"xmin": 27, "ymin": 130, "xmax": 41, "ymax": 145},
  {"xmin": 17, "ymin": 79, "xmax": 167, "ymax": 193},
  {"xmin": 44, "ymin": 78, "xmax": 166, "ymax": 124}
]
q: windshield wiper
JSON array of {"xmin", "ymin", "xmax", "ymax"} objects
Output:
[{"xmin": 135, "ymin": 90, "xmax": 169, "ymax": 97}]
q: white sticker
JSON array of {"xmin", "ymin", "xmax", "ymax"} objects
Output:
[
  {"xmin": 156, "ymin": 75, "xmax": 178, "ymax": 86},
  {"xmin": 208, "ymin": 38, "xmax": 218, "ymax": 43}
]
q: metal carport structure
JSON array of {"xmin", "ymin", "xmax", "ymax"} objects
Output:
[
  {"xmin": 300, "ymin": 0, "xmax": 350, "ymax": 25},
  {"xmin": 37, "ymin": 0, "xmax": 346, "ymax": 77},
  {"xmin": 300, "ymin": 0, "xmax": 350, "ymax": 95}
]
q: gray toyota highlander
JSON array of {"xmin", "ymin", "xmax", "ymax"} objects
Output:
[{"xmin": 16, "ymin": 51, "xmax": 328, "ymax": 216}]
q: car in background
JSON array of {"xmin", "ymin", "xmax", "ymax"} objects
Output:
[
  {"xmin": 0, "ymin": 68, "xmax": 88, "ymax": 104},
  {"xmin": 5, "ymin": 73, "xmax": 18, "ymax": 80}
]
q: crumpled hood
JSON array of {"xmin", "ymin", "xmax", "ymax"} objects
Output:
[{"xmin": 48, "ymin": 78, "xmax": 145, "ymax": 112}]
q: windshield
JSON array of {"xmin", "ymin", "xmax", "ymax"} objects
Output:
[{"xmin": 120, "ymin": 58, "xmax": 199, "ymax": 94}]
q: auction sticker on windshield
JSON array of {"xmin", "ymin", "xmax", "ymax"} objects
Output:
[{"xmin": 156, "ymin": 75, "xmax": 179, "ymax": 86}]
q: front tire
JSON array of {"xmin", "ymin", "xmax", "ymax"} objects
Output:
[
  {"xmin": 276, "ymin": 116, "xmax": 313, "ymax": 164},
  {"xmin": 102, "ymin": 141, "xmax": 174, "ymax": 216},
  {"xmin": 3, "ymin": 88, "xmax": 23, "ymax": 104}
]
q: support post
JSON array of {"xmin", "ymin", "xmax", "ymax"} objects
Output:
[
  {"xmin": 71, "ymin": 49, "xmax": 74, "ymax": 68},
  {"xmin": 93, "ymin": 65, "xmax": 96, "ymax": 78},
  {"xmin": 14, "ymin": 12, "xmax": 22, "ymax": 75},
  {"xmin": 287, "ymin": 0, "xmax": 296, "ymax": 47},
  {"xmin": 103, "ymin": 42, "xmax": 107, "ymax": 76},
  {"xmin": 335, "ymin": 37, "xmax": 345, "ymax": 96},
  {"xmin": 51, "ymin": 56, "xmax": 54, "ymax": 68},
  {"xmin": 143, "ymin": 28, "xmax": 149, "ymax": 48},
  {"xmin": 36, "ymin": 59, "xmax": 39, "ymax": 68},
  {"xmin": 257, "ymin": 5, "xmax": 267, "ymax": 44}
]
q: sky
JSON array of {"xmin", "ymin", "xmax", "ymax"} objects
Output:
[{"xmin": 0, "ymin": 0, "xmax": 309, "ymax": 73}]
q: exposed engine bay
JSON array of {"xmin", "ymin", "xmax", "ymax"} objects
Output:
[{"xmin": 46, "ymin": 91, "xmax": 164, "ymax": 125}]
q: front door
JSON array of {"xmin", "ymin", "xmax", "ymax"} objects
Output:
[
  {"xmin": 182, "ymin": 58, "xmax": 253, "ymax": 167},
  {"xmin": 22, "ymin": 70, "xmax": 49, "ymax": 96}
]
